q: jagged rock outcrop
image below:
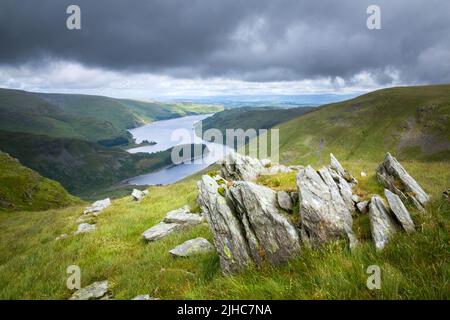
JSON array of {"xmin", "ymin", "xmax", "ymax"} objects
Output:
[
  {"xmin": 197, "ymin": 175, "xmax": 253, "ymax": 274},
  {"xmin": 368, "ymin": 195, "xmax": 398, "ymax": 250},
  {"xmin": 169, "ymin": 237, "xmax": 215, "ymax": 257},
  {"xmin": 142, "ymin": 222, "xmax": 181, "ymax": 241},
  {"xmin": 219, "ymin": 151, "xmax": 291, "ymax": 181},
  {"xmin": 83, "ymin": 198, "xmax": 111, "ymax": 215},
  {"xmin": 163, "ymin": 206, "xmax": 205, "ymax": 226},
  {"xmin": 384, "ymin": 189, "xmax": 415, "ymax": 233},
  {"xmin": 75, "ymin": 223, "xmax": 96, "ymax": 235},
  {"xmin": 131, "ymin": 189, "xmax": 149, "ymax": 201},
  {"xmin": 376, "ymin": 153, "xmax": 430, "ymax": 210},
  {"xmin": 69, "ymin": 280, "xmax": 109, "ymax": 300},
  {"xmin": 296, "ymin": 166, "xmax": 357, "ymax": 248},
  {"xmin": 228, "ymin": 181, "xmax": 301, "ymax": 265}
]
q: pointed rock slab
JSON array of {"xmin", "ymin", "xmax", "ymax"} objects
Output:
[
  {"xmin": 83, "ymin": 198, "xmax": 111, "ymax": 215},
  {"xmin": 368, "ymin": 195, "xmax": 398, "ymax": 250},
  {"xmin": 376, "ymin": 153, "xmax": 429, "ymax": 210},
  {"xmin": 330, "ymin": 153, "xmax": 358, "ymax": 185},
  {"xmin": 75, "ymin": 223, "xmax": 96, "ymax": 235},
  {"xmin": 296, "ymin": 166, "xmax": 357, "ymax": 248},
  {"xmin": 384, "ymin": 189, "xmax": 415, "ymax": 233},
  {"xmin": 69, "ymin": 281, "xmax": 109, "ymax": 300},
  {"xmin": 169, "ymin": 237, "xmax": 215, "ymax": 257},
  {"xmin": 163, "ymin": 207, "xmax": 205, "ymax": 226},
  {"xmin": 277, "ymin": 191, "xmax": 294, "ymax": 212},
  {"xmin": 197, "ymin": 175, "xmax": 253, "ymax": 274},
  {"xmin": 228, "ymin": 181, "xmax": 300, "ymax": 266},
  {"xmin": 142, "ymin": 222, "xmax": 181, "ymax": 241}
]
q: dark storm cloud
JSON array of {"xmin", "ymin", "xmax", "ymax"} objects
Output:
[{"xmin": 0, "ymin": 0, "xmax": 449, "ymax": 84}]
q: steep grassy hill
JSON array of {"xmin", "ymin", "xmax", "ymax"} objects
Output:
[
  {"xmin": 0, "ymin": 88, "xmax": 221, "ymax": 144},
  {"xmin": 196, "ymin": 106, "xmax": 314, "ymax": 143},
  {"xmin": 0, "ymin": 151, "xmax": 80, "ymax": 211},
  {"xmin": 274, "ymin": 85, "xmax": 450, "ymax": 166}
]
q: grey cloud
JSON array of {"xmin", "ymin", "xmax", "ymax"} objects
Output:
[{"xmin": 0, "ymin": 0, "xmax": 449, "ymax": 84}]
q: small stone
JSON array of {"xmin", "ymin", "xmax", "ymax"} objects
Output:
[
  {"xmin": 443, "ymin": 189, "xmax": 450, "ymax": 201},
  {"xmin": 277, "ymin": 191, "xmax": 294, "ymax": 212},
  {"xmin": 384, "ymin": 189, "xmax": 415, "ymax": 233},
  {"xmin": 55, "ymin": 233, "xmax": 68, "ymax": 241},
  {"xmin": 356, "ymin": 200, "xmax": 369, "ymax": 214},
  {"xmin": 360, "ymin": 171, "xmax": 367, "ymax": 177},
  {"xmin": 169, "ymin": 237, "xmax": 215, "ymax": 257},
  {"xmin": 75, "ymin": 223, "xmax": 96, "ymax": 235},
  {"xmin": 351, "ymin": 194, "xmax": 360, "ymax": 203},
  {"xmin": 69, "ymin": 281, "xmax": 109, "ymax": 300},
  {"xmin": 132, "ymin": 294, "xmax": 160, "ymax": 300},
  {"xmin": 142, "ymin": 222, "xmax": 181, "ymax": 241}
]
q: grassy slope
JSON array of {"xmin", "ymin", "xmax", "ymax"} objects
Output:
[
  {"xmin": 0, "ymin": 161, "xmax": 448, "ymax": 299},
  {"xmin": 0, "ymin": 88, "xmax": 221, "ymax": 143},
  {"xmin": 0, "ymin": 152, "xmax": 80, "ymax": 211},
  {"xmin": 274, "ymin": 85, "xmax": 450, "ymax": 166},
  {"xmin": 196, "ymin": 106, "xmax": 315, "ymax": 142},
  {"xmin": 0, "ymin": 85, "xmax": 449, "ymax": 299}
]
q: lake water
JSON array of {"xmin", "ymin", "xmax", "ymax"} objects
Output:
[{"xmin": 126, "ymin": 114, "xmax": 232, "ymax": 185}]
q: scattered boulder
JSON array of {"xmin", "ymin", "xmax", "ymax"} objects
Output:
[
  {"xmin": 360, "ymin": 171, "xmax": 367, "ymax": 177},
  {"xmin": 197, "ymin": 175, "xmax": 253, "ymax": 274},
  {"xmin": 384, "ymin": 189, "xmax": 415, "ymax": 233},
  {"xmin": 163, "ymin": 207, "xmax": 205, "ymax": 226},
  {"xmin": 75, "ymin": 223, "xmax": 96, "ymax": 235},
  {"xmin": 296, "ymin": 166, "xmax": 357, "ymax": 248},
  {"xmin": 368, "ymin": 195, "xmax": 398, "ymax": 250},
  {"xmin": 83, "ymin": 198, "xmax": 111, "ymax": 215},
  {"xmin": 277, "ymin": 191, "xmax": 294, "ymax": 212},
  {"xmin": 69, "ymin": 281, "xmax": 109, "ymax": 300},
  {"xmin": 131, "ymin": 189, "xmax": 148, "ymax": 201},
  {"xmin": 376, "ymin": 153, "xmax": 429, "ymax": 210},
  {"xmin": 169, "ymin": 237, "xmax": 215, "ymax": 257},
  {"xmin": 142, "ymin": 222, "xmax": 181, "ymax": 242},
  {"xmin": 228, "ymin": 181, "xmax": 301, "ymax": 266},
  {"xmin": 132, "ymin": 295, "xmax": 160, "ymax": 300},
  {"xmin": 356, "ymin": 200, "xmax": 369, "ymax": 214}
]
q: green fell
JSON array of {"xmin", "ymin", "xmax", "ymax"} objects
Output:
[{"xmin": 0, "ymin": 151, "xmax": 80, "ymax": 211}]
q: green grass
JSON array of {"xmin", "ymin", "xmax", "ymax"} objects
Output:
[
  {"xmin": 0, "ymin": 159, "xmax": 448, "ymax": 299},
  {"xmin": 0, "ymin": 152, "xmax": 80, "ymax": 211}
]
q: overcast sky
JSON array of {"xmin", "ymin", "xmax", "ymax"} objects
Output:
[{"xmin": 0, "ymin": 0, "xmax": 449, "ymax": 99}]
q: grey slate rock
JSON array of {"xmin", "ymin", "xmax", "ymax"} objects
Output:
[
  {"xmin": 368, "ymin": 195, "xmax": 398, "ymax": 250},
  {"xmin": 384, "ymin": 189, "xmax": 415, "ymax": 233},
  {"xmin": 69, "ymin": 281, "xmax": 109, "ymax": 300},
  {"xmin": 169, "ymin": 237, "xmax": 215, "ymax": 257},
  {"xmin": 142, "ymin": 222, "xmax": 181, "ymax": 241}
]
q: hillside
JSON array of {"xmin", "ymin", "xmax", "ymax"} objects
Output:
[
  {"xmin": 274, "ymin": 85, "xmax": 450, "ymax": 166},
  {"xmin": 0, "ymin": 88, "xmax": 221, "ymax": 144},
  {"xmin": 0, "ymin": 131, "xmax": 206, "ymax": 197},
  {"xmin": 196, "ymin": 106, "xmax": 314, "ymax": 143},
  {"xmin": 0, "ymin": 151, "xmax": 80, "ymax": 211}
]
